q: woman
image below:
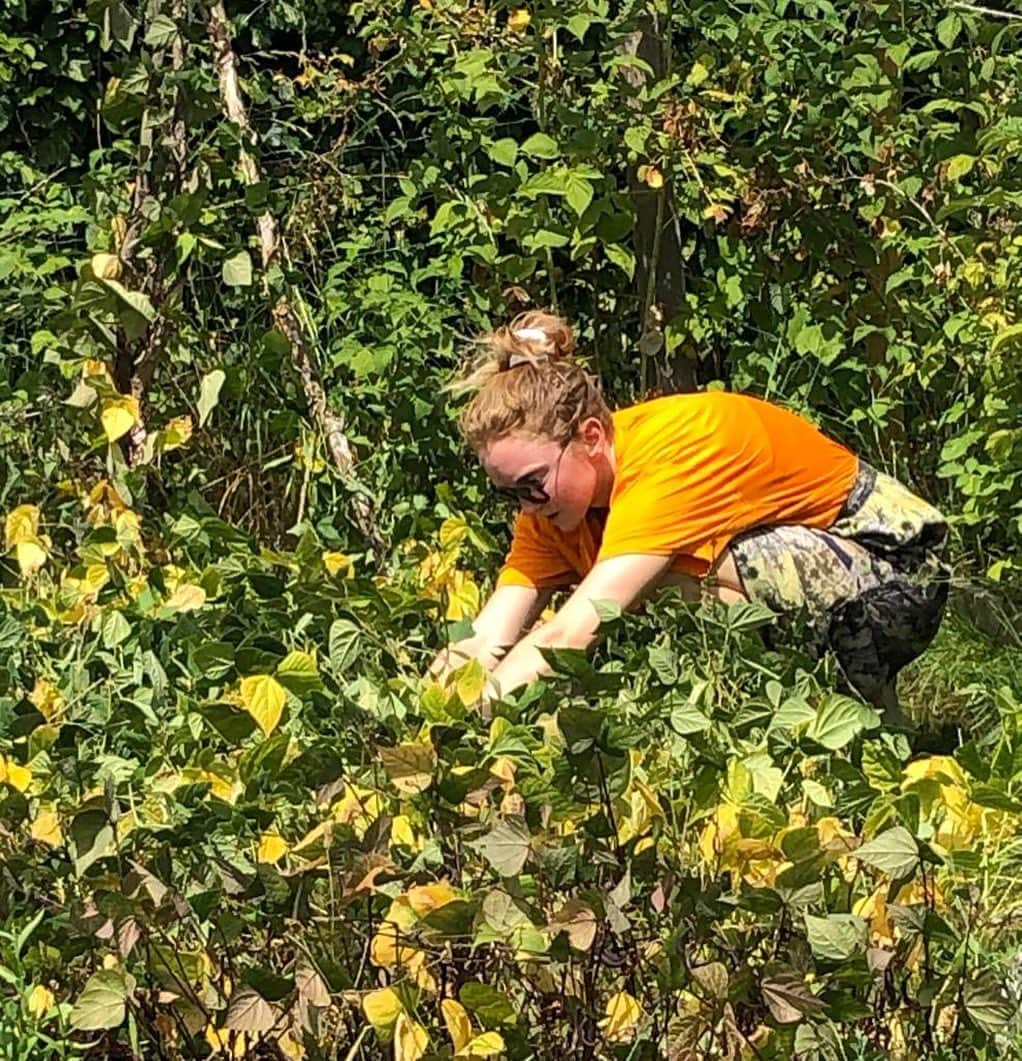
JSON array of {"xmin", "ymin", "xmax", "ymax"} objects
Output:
[{"xmin": 432, "ymin": 311, "xmax": 948, "ymax": 725}]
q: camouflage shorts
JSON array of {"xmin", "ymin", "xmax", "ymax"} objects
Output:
[{"xmin": 727, "ymin": 463, "xmax": 949, "ymax": 708}]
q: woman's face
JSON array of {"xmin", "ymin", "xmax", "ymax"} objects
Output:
[{"xmin": 480, "ymin": 420, "xmax": 608, "ymax": 531}]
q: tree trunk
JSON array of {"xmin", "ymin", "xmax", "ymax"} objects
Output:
[{"xmin": 621, "ymin": 17, "xmax": 697, "ymax": 395}]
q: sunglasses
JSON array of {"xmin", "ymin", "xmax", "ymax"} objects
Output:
[{"xmin": 492, "ymin": 446, "xmax": 567, "ymax": 507}]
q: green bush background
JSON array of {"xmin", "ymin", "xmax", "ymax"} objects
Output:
[{"xmin": 1, "ymin": 0, "xmax": 1021, "ymax": 1057}]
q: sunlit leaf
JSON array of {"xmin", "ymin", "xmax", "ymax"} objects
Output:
[
  {"xmin": 363, "ymin": 986, "xmax": 403, "ymax": 1030},
  {"xmin": 601, "ymin": 991, "xmax": 642, "ymax": 1042},
  {"xmin": 442, "ymin": 998, "xmax": 472, "ymax": 1053},
  {"xmin": 239, "ymin": 674, "xmax": 288, "ymax": 736},
  {"xmin": 255, "ymin": 831, "xmax": 288, "ymax": 864},
  {"xmin": 100, "ymin": 396, "xmax": 141, "ymax": 442},
  {"xmin": 394, "ymin": 1012, "xmax": 428, "ymax": 1061}
]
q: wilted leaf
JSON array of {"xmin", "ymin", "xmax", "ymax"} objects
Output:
[
  {"xmin": 380, "ymin": 742, "xmax": 436, "ymax": 795},
  {"xmin": 225, "ymin": 987, "xmax": 276, "ymax": 1032},
  {"xmin": 546, "ymin": 899, "xmax": 598, "ymax": 951},
  {"xmin": 760, "ymin": 966, "xmax": 824, "ymax": 1024}
]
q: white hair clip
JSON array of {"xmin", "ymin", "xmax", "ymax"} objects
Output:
[{"xmin": 513, "ymin": 327, "xmax": 548, "ymax": 343}]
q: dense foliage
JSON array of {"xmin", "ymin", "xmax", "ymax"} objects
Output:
[{"xmin": 1, "ymin": 0, "xmax": 1021, "ymax": 1057}]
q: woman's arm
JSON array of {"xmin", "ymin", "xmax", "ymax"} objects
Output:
[
  {"xmin": 428, "ymin": 582, "xmax": 553, "ymax": 683},
  {"xmin": 487, "ymin": 552, "xmax": 675, "ymax": 698}
]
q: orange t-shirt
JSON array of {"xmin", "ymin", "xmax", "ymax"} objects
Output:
[{"xmin": 496, "ymin": 392, "xmax": 859, "ymax": 590}]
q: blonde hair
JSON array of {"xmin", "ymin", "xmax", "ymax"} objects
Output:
[{"xmin": 453, "ymin": 311, "xmax": 612, "ymax": 451}]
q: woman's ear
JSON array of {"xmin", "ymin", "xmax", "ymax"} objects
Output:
[{"xmin": 578, "ymin": 416, "xmax": 608, "ymax": 455}]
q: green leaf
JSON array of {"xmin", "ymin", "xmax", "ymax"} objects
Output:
[
  {"xmin": 805, "ymin": 694, "xmax": 879, "ymax": 750},
  {"xmin": 100, "ymin": 277, "xmax": 156, "ymax": 322},
  {"xmin": 604, "ymin": 243, "xmax": 635, "ymax": 280},
  {"xmin": 144, "ymin": 14, "xmax": 178, "ymax": 47},
  {"xmin": 670, "ymin": 701, "xmax": 711, "ymax": 736},
  {"xmin": 565, "ymin": 175, "xmax": 594, "ymax": 217},
  {"xmin": 197, "ymin": 369, "xmax": 226, "ymax": 428},
  {"xmin": 521, "ymin": 132, "xmax": 559, "ymax": 159},
  {"xmin": 945, "ymin": 154, "xmax": 975, "ymax": 181},
  {"xmin": 804, "ymin": 914, "xmax": 867, "ymax": 962},
  {"xmin": 99, "ymin": 609, "xmax": 132, "ymax": 649},
  {"xmin": 459, "ymin": 982, "xmax": 515, "ymax": 1025},
  {"xmin": 474, "ymin": 819, "xmax": 532, "ymax": 877},
  {"xmin": 936, "ymin": 12, "xmax": 962, "ymax": 49},
  {"xmin": 855, "ymin": 826, "xmax": 919, "ymax": 878},
  {"xmin": 488, "ymin": 138, "xmax": 518, "ymax": 167},
  {"xmin": 70, "ymin": 969, "xmax": 130, "ymax": 1031},
  {"xmin": 963, "ymin": 978, "xmax": 1015, "ymax": 1035},
  {"xmin": 328, "ymin": 619, "xmax": 361, "ymax": 674},
  {"xmin": 275, "ymin": 650, "xmax": 321, "ymax": 697},
  {"xmin": 70, "ymin": 809, "xmax": 115, "ymax": 875},
  {"xmin": 223, "ymin": 250, "xmax": 253, "ymax": 287}
]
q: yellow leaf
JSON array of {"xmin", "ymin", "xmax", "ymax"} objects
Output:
[
  {"xmin": 256, "ymin": 831, "xmax": 288, "ymax": 864},
  {"xmin": 363, "ymin": 986, "xmax": 403, "ymax": 1030},
  {"xmin": 441, "ymin": 999, "xmax": 472, "ymax": 1053},
  {"xmin": 323, "ymin": 551, "xmax": 354, "ymax": 577},
  {"xmin": 703, "ymin": 202, "xmax": 730, "ymax": 223},
  {"xmin": 0, "ymin": 757, "xmax": 31, "ymax": 792},
  {"xmin": 641, "ymin": 165, "xmax": 664, "ymax": 189},
  {"xmin": 5, "ymin": 504, "xmax": 40, "ymax": 548},
  {"xmin": 164, "ymin": 583, "xmax": 207, "ymax": 613},
  {"xmin": 91, "ymin": 252, "xmax": 121, "ymax": 280},
  {"xmin": 29, "ymin": 679, "xmax": 64, "ymax": 723},
  {"xmin": 240, "ymin": 674, "xmax": 288, "ymax": 736},
  {"xmin": 601, "ymin": 991, "xmax": 643, "ymax": 1043},
  {"xmin": 162, "ymin": 415, "xmax": 193, "ymax": 451},
  {"xmin": 507, "ymin": 8, "xmax": 531, "ymax": 32},
  {"xmin": 405, "ymin": 882, "xmax": 458, "ymax": 917},
  {"xmin": 26, "ymin": 984, "xmax": 55, "ymax": 1018},
  {"xmin": 205, "ymin": 1026, "xmax": 250, "ymax": 1059},
  {"xmin": 379, "ymin": 742, "xmax": 436, "ymax": 795},
  {"xmin": 100, "ymin": 396, "xmax": 141, "ymax": 442},
  {"xmin": 446, "ymin": 570, "xmax": 480, "ymax": 621},
  {"xmin": 455, "ymin": 659, "xmax": 488, "ymax": 707},
  {"xmin": 30, "ymin": 806, "xmax": 63, "ymax": 847},
  {"xmin": 439, "ymin": 516, "xmax": 468, "ymax": 552},
  {"xmin": 394, "ymin": 1013, "xmax": 428, "ymax": 1061},
  {"xmin": 390, "ymin": 814, "xmax": 421, "ymax": 851},
  {"xmin": 16, "ymin": 538, "xmax": 48, "ymax": 576},
  {"xmin": 456, "ymin": 1031, "xmax": 506, "ymax": 1059}
]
